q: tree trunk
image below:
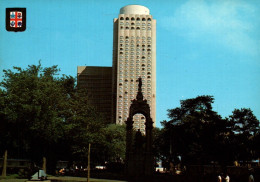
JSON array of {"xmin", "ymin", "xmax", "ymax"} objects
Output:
[
  {"xmin": 1, "ymin": 150, "xmax": 7, "ymax": 178},
  {"xmin": 43, "ymin": 157, "xmax": 47, "ymax": 173}
]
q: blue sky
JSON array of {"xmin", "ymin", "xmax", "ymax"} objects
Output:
[{"xmin": 0, "ymin": 0, "xmax": 260, "ymax": 127}]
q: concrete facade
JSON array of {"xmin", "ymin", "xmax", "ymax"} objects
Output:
[
  {"xmin": 77, "ymin": 5, "xmax": 156, "ymax": 131},
  {"xmin": 112, "ymin": 5, "xmax": 156, "ymax": 133}
]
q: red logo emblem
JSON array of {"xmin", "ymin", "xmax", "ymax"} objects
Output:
[{"xmin": 6, "ymin": 8, "xmax": 26, "ymax": 32}]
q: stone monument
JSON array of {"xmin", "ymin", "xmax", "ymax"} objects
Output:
[{"xmin": 125, "ymin": 78, "xmax": 154, "ymax": 176}]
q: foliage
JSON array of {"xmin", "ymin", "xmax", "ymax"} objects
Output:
[
  {"xmin": 159, "ymin": 95, "xmax": 259, "ymax": 166},
  {"xmin": 100, "ymin": 124, "xmax": 126, "ymax": 163},
  {"xmin": 0, "ymin": 63, "xmax": 112, "ymax": 173}
]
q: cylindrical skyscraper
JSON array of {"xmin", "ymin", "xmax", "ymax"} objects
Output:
[{"xmin": 112, "ymin": 5, "xmax": 156, "ymax": 132}]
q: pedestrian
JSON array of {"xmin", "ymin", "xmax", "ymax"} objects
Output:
[
  {"xmin": 249, "ymin": 169, "xmax": 254, "ymax": 182},
  {"xmin": 217, "ymin": 173, "xmax": 222, "ymax": 182},
  {"xmin": 224, "ymin": 173, "xmax": 230, "ymax": 182}
]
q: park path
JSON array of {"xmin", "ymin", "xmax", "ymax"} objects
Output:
[
  {"xmin": 49, "ymin": 176, "xmax": 127, "ymax": 182},
  {"xmin": 0, "ymin": 176, "xmax": 127, "ymax": 182}
]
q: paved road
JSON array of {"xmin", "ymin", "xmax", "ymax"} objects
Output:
[{"xmin": 0, "ymin": 176, "xmax": 127, "ymax": 182}]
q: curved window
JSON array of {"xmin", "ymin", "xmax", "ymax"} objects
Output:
[
  {"xmin": 120, "ymin": 26, "xmax": 123, "ymax": 29},
  {"xmin": 142, "ymin": 23, "xmax": 146, "ymax": 26},
  {"xmin": 131, "ymin": 17, "xmax": 135, "ymax": 21},
  {"xmin": 147, "ymin": 37, "xmax": 151, "ymax": 40},
  {"xmin": 120, "ymin": 17, "xmax": 124, "ymax": 20},
  {"xmin": 131, "ymin": 22, "xmax": 135, "ymax": 25},
  {"xmin": 148, "ymin": 18, "xmax": 151, "ymax": 21},
  {"xmin": 142, "ymin": 56, "xmax": 145, "ymax": 59},
  {"xmin": 131, "ymin": 27, "xmax": 135, "ymax": 30},
  {"xmin": 126, "ymin": 27, "xmax": 129, "ymax": 29},
  {"xmin": 136, "ymin": 27, "xmax": 140, "ymax": 30},
  {"xmin": 126, "ymin": 17, "xmax": 129, "ymax": 20},
  {"xmin": 126, "ymin": 36, "xmax": 129, "ymax": 39},
  {"xmin": 147, "ymin": 27, "xmax": 151, "ymax": 30},
  {"xmin": 142, "ymin": 64, "xmax": 145, "ymax": 67},
  {"xmin": 147, "ymin": 49, "xmax": 151, "ymax": 51},
  {"xmin": 137, "ymin": 17, "xmax": 140, "ymax": 21},
  {"xmin": 142, "ymin": 18, "xmax": 146, "ymax": 21}
]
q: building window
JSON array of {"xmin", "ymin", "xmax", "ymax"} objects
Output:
[
  {"xmin": 148, "ymin": 18, "xmax": 151, "ymax": 21},
  {"xmin": 126, "ymin": 17, "xmax": 129, "ymax": 20},
  {"xmin": 137, "ymin": 17, "xmax": 140, "ymax": 21},
  {"xmin": 142, "ymin": 18, "xmax": 146, "ymax": 21},
  {"xmin": 131, "ymin": 17, "xmax": 135, "ymax": 21},
  {"xmin": 126, "ymin": 27, "xmax": 129, "ymax": 29},
  {"xmin": 120, "ymin": 17, "xmax": 124, "ymax": 20},
  {"xmin": 120, "ymin": 26, "xmax": 123, "ymax": 29}
]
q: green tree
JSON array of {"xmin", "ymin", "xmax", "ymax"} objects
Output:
[
  {"xmin": 0, "ymin": 63, "xmax": 106, "ymax": 173},
  {"xmin": 229, "ymin": 108, "xmax": 259, "ymax": 163},
  {"xmin": 160, "ymin": 95, "xmax": 232, "ymax": 165},
  {"xmin": 100, "ymin": 124, "xmax": 126, "ymax": 163}
]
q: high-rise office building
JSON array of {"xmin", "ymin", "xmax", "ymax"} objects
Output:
[
  {"xmin": 77, "ymin": 66, "xmax": 112, "ymax": 123},
  {"xmin": 112, "ymin": 5, "xmax": 156, "ymax": 133}
]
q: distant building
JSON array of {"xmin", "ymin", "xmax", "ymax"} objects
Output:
[
  {"xmin": 77, "ymin": 66, "xmax": 112, "ymax": 123},
  {"xmin": 77, "ymin": 5, "xmax": 156, "ymax": 132}
]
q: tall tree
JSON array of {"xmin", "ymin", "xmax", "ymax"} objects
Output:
[
  {"xmin": 229, "ymin": 108, "xmax": 259, "ymax": 163},
  {"xmin": 160, "ymin": 95, "xmax": 232, "ymax": 165},
  {"xmin": 0, "ymin": 63, "xmax": 105, "ymax": 173}
]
